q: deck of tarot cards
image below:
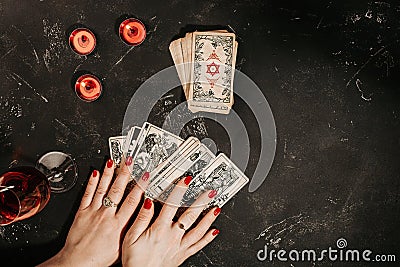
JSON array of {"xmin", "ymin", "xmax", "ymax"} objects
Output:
[{"xmin": 109, "ymin": 122, "xmax": 248, "ymax": 209}]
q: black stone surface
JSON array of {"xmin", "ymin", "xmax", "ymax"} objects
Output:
[{"xmin": 0, "ymin": 0, "xmax": 399, "ymax": 266}]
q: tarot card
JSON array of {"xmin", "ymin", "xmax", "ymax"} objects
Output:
[
  {"xmin": 169, "ymin": 39, "xmax": 187, "ymax": 97},
  {"xmin": 148, "ymin": 136, "xmax": 199, "ymax": 184},
  {"xmin": 108, "ymin": 136, "xmax": 125, "ymax": 167},
  {"xmin": 180, "ymin": 153, "xmax": 249, "ymax": 208},
  {"xmin": 169, "ymin": 30, "xmax": 238, "ymax": 112},
  {"xmin": 147, "ymin": 137, "xmax": 201, "ymax": 198},
  {"xmin": 128, "ymin": 122, "xmax": 183, "ymax": 182},
  {"xmin": 153, "ymin": 143, "xmax": 216, "ymax": 203},
  {"xmin": 188, "ymin": 31, "xmax": 236, "ymax": 114},
  {"xmin": 124, "ymin": 126, "xmax": 142, "ymax": 160}
]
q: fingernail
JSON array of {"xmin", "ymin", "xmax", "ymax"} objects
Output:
[
  {"xmin": 214, "ymin": 207, "xmax": 221, "ymax": 216},
  {"xmin": 92, "ymin": 170, "xmax": 98, "ymax": 177},
  {"xmin": 143, "ymin": 198, "xmax": 152, "ymax": 209},
  {"xmin": 208, "ymin": 189, "xmax": 217, "ymax": 198},
  {"xmin": 125, "ymin": 156, "xmax": 132, "ymax": 166},
  {"xmin": 184, "ymin": 175, "xmax": 192, "ymax": 185},
  {"xmin": 141, "ymin": 172, "xmax": 150, "ymax": 181},
  {"xmin": 212, "ymin": 229, "xmax": 220, "ymax": 236},
  {"xmin": 107, "ymin": 159, "xmax": 113, "ymax": 168}
]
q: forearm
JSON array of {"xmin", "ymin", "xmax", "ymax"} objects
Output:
[
  {"xmin": 37, "ymin": 250, "xmax": 70, "ymax": 267},
  {"xmin": 37, "ymin": 249, "xmax": 100, "ymax": 267}
]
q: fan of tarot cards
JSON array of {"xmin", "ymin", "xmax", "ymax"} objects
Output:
[
  {"xmin": 109, "ymin": 122, "xmax": 248, "ymax": 209},
  {"xmin": 169, "ymin": 30, "xmax": 238, "ymax": 114}
]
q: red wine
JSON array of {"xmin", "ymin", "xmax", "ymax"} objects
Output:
[
  {"xmin": 0, "ymin": 167, "xmax": 50, "ymax": 225},
  {"xmin": 0, "ymin": 190, "xmax": 19, "ymax": 224}
]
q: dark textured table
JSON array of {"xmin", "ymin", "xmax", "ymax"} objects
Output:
[{"xmin": 0, "ymin": 0, "xmax": 399, "ymax": 266}]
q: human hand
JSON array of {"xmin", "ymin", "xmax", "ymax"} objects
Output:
[
  {"xmin": 121, "ymin": 176, "xmax": 221, "ymax": 267},
  {"xmin": 39, "ymin": 159, "xmax": 146, "ymax": 267}
]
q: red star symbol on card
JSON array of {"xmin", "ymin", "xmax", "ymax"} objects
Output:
[{"xmin": 206, "ymin": 61, "xmax": 220, "ymax": 76}]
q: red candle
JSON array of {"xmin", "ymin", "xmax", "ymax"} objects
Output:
[
  {"xmin": 75, "ymin": 74, "xmax": 102, "ymax": 102},
  {"xmin": 119, "ymin": 18, "xmax": 146, "ymax": 46},
  {"xmin": 69, "ymin": 28, "xmax": 96, "ymax": 56}
]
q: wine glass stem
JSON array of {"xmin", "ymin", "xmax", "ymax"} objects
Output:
[
  {"xmin": 46, "ymin": 172, "xmax": 62, "ymax": 181},
  {"xmin": 41, "ymin": 158, "xmax": 74, "ymax": 182}
]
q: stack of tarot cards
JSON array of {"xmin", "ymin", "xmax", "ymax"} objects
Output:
[
  {"xmin": 109, "ymin": 122, "xmax": 248, "ymax": 209},
  {"xmin": 169, "ymin": 30, "xmax": 238, "ymax": 114}
]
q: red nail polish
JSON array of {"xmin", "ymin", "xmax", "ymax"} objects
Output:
[
  {"xmin": 92, "ymin": 170, "xmax": 98, "ymax": 177},
  {"xmin": 107, "ymin": 159, "xmax": 113, "ymax": 168},
  {"xmin": 214, "ymin": 207, "xmax": 221, "ymax": 216},
  {"xmin": 125, "ymin": 156, "xmax": 133, "ymax": 166},
  {"xmin": 184, "ymin": 175, "xmax": 192, "ymax": 185},
  {"xmin": 208, "ymin": 190, "xmax": 217, "ymax": 198},
  {"xmin": 143, "ymin": 198, "xmax": 152, "ymax": 209},
  {"xmin": 212, "ymin": 229, "xmax": 220, "ymax": 236},
  {"xmin": 141, "ymin": 172, "xmax": 150, "ymax": 181}
]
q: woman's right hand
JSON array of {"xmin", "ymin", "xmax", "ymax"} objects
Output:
[{"xmin": 121, "ymin": 176, "xmax": 221, "ymax": 267}]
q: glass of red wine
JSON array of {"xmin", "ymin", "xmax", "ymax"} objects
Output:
[{"xmin": 0, "ymin": 151, "xmax": 78, "ymax": 226}]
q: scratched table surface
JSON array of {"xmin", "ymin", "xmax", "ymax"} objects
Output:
[{"xmin": 0, "ymin": 0, "xmax": 399, "ymax": 266}]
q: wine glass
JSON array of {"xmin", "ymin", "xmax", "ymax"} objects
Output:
[{"xmin": 0, "ymin": 151, "xmax": 78, "ymax": 226}]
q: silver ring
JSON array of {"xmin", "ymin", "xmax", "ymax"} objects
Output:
[{"xmin": 103, "ymin": 196, "xmax": 118, "ymax": 208}]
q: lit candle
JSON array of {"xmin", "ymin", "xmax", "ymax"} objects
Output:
[
  {"xmin": 119, "ymin": 18, "xmax": 146, "ymax": 46},
  {"xmin": 69, "ymin": 28, "xmax": 96, "ymax": 56},
  {"xmin": 75, "ymin": 74, "xmax": 102, "ymax": 102}
]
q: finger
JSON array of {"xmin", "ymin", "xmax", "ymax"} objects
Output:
[
  {"xmin": 79, "ymin": 170, "xmax": 100, "ymax": 210},
  {"xmin": 174, "ymin": 189, "xmax": 216, "ymax": 233},
  {"xmin": 105, "ymin": 164, "xmax": 131, "ymax": 207},
  {"xmin": 117, "ymin": 171, "xmax": 151, "ymax": 221},
  {"xmin": 115, "ymin": 155, "xmax": 132, "ymax": 176},
  {"xmin": 124, "ymin": 197, "xmax": 154, "ymax": 245},
  {"xmin": 181, "ymin": 206, "xmax": 220, "ymax": 248},
  {"xmin": 92, "ymin": 159, "xmax": 115, "ymax": 209},
  {"xmin": 156, "ymin": 175, "xmax": 192, "ymax": 224},
  {"xmin": 184, "ymin": 228, "xmax": 220, "ymax": 259}
]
